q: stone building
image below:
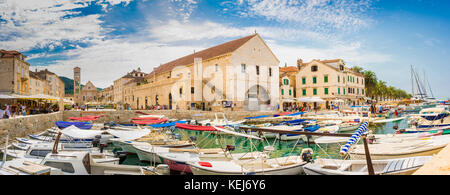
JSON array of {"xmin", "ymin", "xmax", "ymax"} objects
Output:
[
  {"xmin": 279, "ymin": 64, "xmax": 299, "ymax": 110},
  {"xmin": 0, "ymin": 50, "xmax": 30, "ymax": 96},
  {"xmin": 113, "ymin": 68, "xmax": 147, "ymax": 109},
  {"xmin": 296, "ymin": 59, "xmax": 366, "ymax": 108},
  {"xmin": 80, "ymin": 81, "xmax": 99, "ymax": 104},
  {"xmin": 132, "ymin": 33, "xmax": 280, "ymax": 111},
  {"xmin": 29, "ymin": 70, "xmax": 47, "ymax": 95},
  {"xmin": 35, "ymin": 69, "xmax": 65, "ymax": 99},
  {"xmin": 73, "ymin": 67, "xmax": 81, "ymax": 105},
  {"xmin": 99, "ymin": 85, "xmax": 114, "ymax": 104}
]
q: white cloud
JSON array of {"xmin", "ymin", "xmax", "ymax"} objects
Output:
[
  {"xmin": 33, "ymin": 38, "xmax": 203, "ymax": 88},
  {"xmin": 0, "ymin": 0, "xmax": 132, "ymax": 51},
  {"xmin": 235, "ymin": 0, "xmax": 373, "ymax": 33}
]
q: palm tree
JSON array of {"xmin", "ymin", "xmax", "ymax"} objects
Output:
[
  {"xmin": 363, "ymin": 70, "xmax": 377, "ymax": 100},
  {"xmin": 351, "ymin": 66, "xmax": 364, "ymax": 74}
]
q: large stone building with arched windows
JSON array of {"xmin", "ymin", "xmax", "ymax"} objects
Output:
[{"xmin": 131, "ymin": 33, "xmax": 280, "ymax": 111}]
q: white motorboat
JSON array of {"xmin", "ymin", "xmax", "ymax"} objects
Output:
[
  {"xmin": 187, "ymin": 155, "xmax": 307, "ymax": 175},
  {"xmin": 303, "ymin": 156, "xmax": 432, "ymax": 175}
]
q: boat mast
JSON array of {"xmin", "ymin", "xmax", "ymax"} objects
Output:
[{"xmin": 411, "ymin": 65, "xmax": 415, "ymax": 98}]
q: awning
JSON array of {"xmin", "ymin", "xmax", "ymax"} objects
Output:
[
  {"xmin": 0, "ymin": 94, "xmax": 14, "ymax": 99},
  {"xmin": 281, "ymin": 98, "xmax": 296, "ymax": 103}
]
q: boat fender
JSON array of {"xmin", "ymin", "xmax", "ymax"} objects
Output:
[
  {"xmin": 300, "ymin": 148, "xmax": 314, "ymax": 163},
  {"xmin": 198, "ymin": 162, "xmax": 212, "ymax": 167}
]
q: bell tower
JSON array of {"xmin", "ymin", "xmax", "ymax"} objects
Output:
[{"xmin": 74, "ymin": 67, "xmax": 81, "ymax": 105}]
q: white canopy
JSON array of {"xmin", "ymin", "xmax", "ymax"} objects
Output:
[
  {"xmin": 330, "ymin": 99, "xmax": 344, "ymax": 103},
  {"xmin": 61, "ymin": 125, "xmax": 104, "ymax": 139},
  {"xmin": 314, "ymin": 136, "xmax": 349, "ymax": 144},
  {"xmin": 213, "ymin": 126, "xmax": 262, "ymax": 140},
  {"xmin": 0, "ymin": 94, "xmax": 14, "ymax": 99},
  {"xmin": 106, "ymin": 129, "xmax": 151, "ymax": 141},
  {"xmin": 297, "ymin": 97, "xmax": 325, "ymax": 103}
]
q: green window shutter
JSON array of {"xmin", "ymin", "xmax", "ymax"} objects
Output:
[
  {"xmin": 313, "ymin": 88, "xmax": 317, "ymax": 95},
  {"xmin": 302, "ymin": 77, "xmax": 306, "ymax": 85},
  {"xmin": 302, "ymin": 89, "xmax": 306, "ymax": 96},
  {"xmin": 289, "ymin": 90, "xmax": 292, "ymax": 95},
  {"xmin": 286, "ymin": 79, "xmax": 289, "ymax": 85},
  {"xmin": 362, "ymin": 89, "xmax": 365, "ymax": 95},
  {"xmin": 324, "ymin": 76, "xmax": 328, "ymax": 83},
  {"xmin": 325, "ymin": 88, "xmax": 328, "ymax": 95},
  {"xmin": 281, "ymin": 89, "xmax": 284, "ymax": 95},
  {"xmin": 344, "ymin": 88, "xmax": 346, "ymax": 94},
  {"xmin": 313, "ymin": 77, "xmax": 317, "ymax": 84},
  {"xmin": 338, "ymin": 88, "xmax": 341, "ymax": 95}
]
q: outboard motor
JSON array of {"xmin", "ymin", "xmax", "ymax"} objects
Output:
[
  {"xmin": 367, "ymin": 134, "xmax": 376, "ymax": 144},
  {"xmin": 301, "ymin": 148, "xmax": 314, "ymax": 163},
  {"xmin": 99, "ymin": 143, "xmax": 107, "ymax": 153},
  {"xmin": 92, "ymin": 135, "xmax": 101, "ymax": 147},
  {"xmin": 393, "ymin": 124, "xmax": 399, "ymax": 130},
  {"xmin": 225, "ymin": 145, "xmax": 235, "ymax": 152},
  {"xmin": 115, "ymin": 151, "xmax": 127, "ymax": 164},
  {"xmin": 189, "ymin": 136, "xmax": 197, "ymax": 142}
]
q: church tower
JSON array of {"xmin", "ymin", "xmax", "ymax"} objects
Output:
[{"xmin": 74, "ymin": 67, "xmax": 81, "ymax": 105}]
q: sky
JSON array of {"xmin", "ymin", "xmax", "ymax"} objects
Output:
[{"xmin": 0, "ymin": 0, "xmax": 449, "ymax": 99}]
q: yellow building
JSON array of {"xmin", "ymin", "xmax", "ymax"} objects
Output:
[
  {"xmin": 133, "ymin": 33, "xmax": 280, "ymax": 111},
  {"xmin": 0, "ymin": 50, "xmax": 30, "ymax": 96},
  {"xmin": 279, "ymin": 65, "xmax": 299, "ymax": 111},
  {"xmin": 296, "ymin": 59, "xmax": 366, "ymax": 108},
  {"xmin": 29, "ymin": 70, "xmax": 46, "ymax": 95},
  {"xmin": 113, "ymin": 68, "xmax": 147, "ymax": 109},
  {"xmin": 99, "ymin": 85, "xmax": 114, "ymax": 104}
]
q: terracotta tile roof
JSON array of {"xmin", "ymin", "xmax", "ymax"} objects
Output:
[
  {"xmin": 280, "ymin": 66, "xmax": 298, "ymax": 72},
  {"xmin": 0, "ymin": 49, "xmax": 23, "ymax": 58},
  {"xmin": 147, "ymin": 34, "xmax": 258, "ymax": 77}
]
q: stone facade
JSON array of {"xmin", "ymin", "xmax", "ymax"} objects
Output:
[
  {"xmin": 0, "ymin": 50, "xmax": 30, "ymax": 96},
  {"xmin": 130, "ymin": 34, "xmax": 280, "ymax": 112}
]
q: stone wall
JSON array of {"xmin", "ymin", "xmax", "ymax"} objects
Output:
[
  {"xmin": 0, "ymin": 112, "xmax": 63, "ymax": 144},
  {"xmin": 63, "ymin": 110, "xmax": 278, "ymax": 124}
]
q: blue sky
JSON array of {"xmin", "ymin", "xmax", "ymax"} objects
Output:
[{"xmin": 0, "ymin": 0, "xmax": 449, "ymax": 99}]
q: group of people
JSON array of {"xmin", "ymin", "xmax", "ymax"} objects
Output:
[
  {"xmin": 0, "ymin": 103, "xmax": 60, "ymax": 119},
  {"xmin": 70, "ymin": 104, "xmax": 102, "ymax": 111},
  {"xmin": 0, "ymin": 104, "xmax": 27, "ymax": 119}
]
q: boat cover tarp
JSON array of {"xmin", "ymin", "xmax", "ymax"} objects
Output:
[
  {"xmin": 131, "ymin": 117, "xmax": 160, "ymax": 120},
  {"xmin": 56, "ymin": 121, "xmax": 93, "ymax": 130},
  {"xmin": 106, "ymin": 129, "xmax": 151, "ymax": 141},
  {"xmin": 61, "ymin": 125, "xmax": 104, "ymax": 139},
  {"xmin": 176, "ymin": 123, "xmax": 221, "ymax": 131},
  {"xmin": 148, "ymin": 121, "xmax": 188, "ymax": 128},
  {"xmin": 244, "ymin": 115, "xmax": 271, "ymax": 120},
  {"xmin": 131, "ymin": 118, "xmax": 168, "ymax": 125},
  {"xmin": 285, "ymin": 112, "xmax": 305, "ymax": 117},
  {"xmin": 282, "ymin": 119, "xmax": 308, "ymax": 125},
  {"xmin": 304, "ymin": 125, "xmax": 321, "ymax": 132},
  {"xmin": 213, "ymin": 126, "xmax": 262, "ymax": 140},
  {"xmin": 421, "ymin": 113, "xmax": 449, "ymax": 121},
  {"xmin": 273, "ymin": 112, "xmax": 293, "ymax": 117},
  {"xmin": 69, "ymin": 115, "xmax": 104, "ymax": 121}
]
